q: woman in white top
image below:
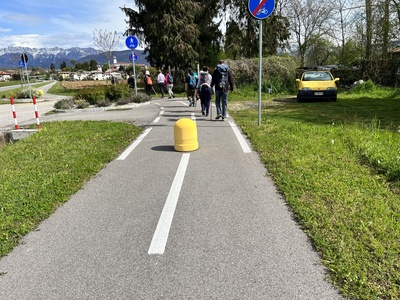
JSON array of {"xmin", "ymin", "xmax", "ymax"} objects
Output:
[
  {"xmin": 196, "ymin": 66, "xmax": 212, "ymax": 116},
  {"xmin": 157, "ymin": 70, "xmax": 165, "ymax": 98}
]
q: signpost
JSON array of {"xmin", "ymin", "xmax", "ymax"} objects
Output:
[
  {"xmin": 20, "ymin": 53, "xmax": 33, "ymax": 100},
  {"xmin": 248, "ymin": 0, "xmax": 275, "ymax": 125},
  {"xmin": 125, "ymin": 36, "xmax": 139, "ymax": 95}
]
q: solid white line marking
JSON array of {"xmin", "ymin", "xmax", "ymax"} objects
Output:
[
  {"xmin": 148, "ymin": 153, "xmax": 190, "ymax": 255},
  {"xmin": 153, "ymin": 116, "xmax": 161, "ymax": 123},
  {"xmin": 229, "ymin": 121, "xmax": 252, "ymax": 153},
  {"xmin": 116, "ymin": 128, "xmax": 152, "ymax": 160}
]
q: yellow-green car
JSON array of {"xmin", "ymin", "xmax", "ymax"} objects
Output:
[{"xmin": 296, "ymin": 70, "xmax": 340, "ymax": 102}]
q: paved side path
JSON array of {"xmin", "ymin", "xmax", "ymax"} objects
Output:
[{"xmin": 0, "ymin": 96, "xmax": 341, "ymax": 299}]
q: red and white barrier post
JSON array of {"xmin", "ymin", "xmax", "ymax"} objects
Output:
[
  {"xmin": 9, "ymin": 97, "xmax": 19, "ymax": 130},
  {"xmin": 32, "ymin": 96, "xmax": 40, "ymax": 129}
]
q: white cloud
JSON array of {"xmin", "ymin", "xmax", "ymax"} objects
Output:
[
  {"xmin": 1, "ymin": 34, "xmax": 47, "ymax": 48},
  {"xmin": 0, "ymin": 28, "xmax": 12, "ymax": 33}
]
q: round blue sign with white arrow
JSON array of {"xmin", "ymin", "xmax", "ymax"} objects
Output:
[
  {"xmin": 125, "ymin": 36, "xmax": 139, "ymax": 50},
  {"xmin": 248, "ymin": 0, "xmax": 275, "ymax": 20},
  {"xmin": 18, "ymin": 60, "xmax": 25, "ymax": 68}
]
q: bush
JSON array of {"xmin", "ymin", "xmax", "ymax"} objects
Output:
[
  {"xmin": 74, "ymin": 88, "xmax": 105, "ymax": 105},
  {"xmin": 104, "ymin": 84, "xmax": 131, "ymax": 101},
  {"xmin": 17, "ymin": 88, "xmax": 43, "ymax": 99},
  {"xmin": 74, "ymin": 99, "xmax": 90, "ymax": 109},
  {"xmin": 227, "ymin": 55, "xmax": 298, "ymax": 94},
  {"xmin": 54, "ymin": 99, "xmax": 75, "ymax": 110},
  {"xmin": 349, "ymin": 80, "xmax": 376, "ymax": 94},
  {"xmin": 132, "ymin": 92, "xmax": 150, "ymax": 103},
  {"xmin": 96, "ymin": 99, "xmax": 111, "ymax": 107},
  {"xmin": 116, "ymin": 98, "xmax": 131, "ymax": 105}
]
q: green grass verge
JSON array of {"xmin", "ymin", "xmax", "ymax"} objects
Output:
[
  {"xmin": 0, "ymin": 82, "xmax": 55, "ymax": 102},
  {"xmin": 0, "ymin": 121, "xmax": 142, "ymax": 257},
  {"xmin": 230, "ymin": 89, "xmax": 400, "ymax": 299},
  {"xmin": 46, "ymin": 80, "xmax": 76, "ymax": 97}
]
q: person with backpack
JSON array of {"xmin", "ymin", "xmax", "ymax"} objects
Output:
[
  {"xmin": 144, "ymin": 70, "xmax": 153, "ymax": 96},
  {"xmin": 211, "ymin": 60, "xmax": 234, "ymax": 120},
  {"xmin": 196, "ymin": 65, "xmax": 213, "ymax": 116},
  {"xmin": 165, "ymin": 70, "xmax": 175, "ymax": 99},
  {"xmin": 185, "ymin": 69, "xmax": 197, "ymax": 106}
]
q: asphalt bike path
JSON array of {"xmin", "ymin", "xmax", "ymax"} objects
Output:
[{"xmin": 0, "ymin": 96, "xmax": 341, "ymax": 299}]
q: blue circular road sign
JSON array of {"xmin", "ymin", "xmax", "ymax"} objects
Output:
[
  {"xmin": 129, "ymin": 52, "xmax": 138, "ymax": 62},
  {"xmin": 18, "ymin": 60, "xmax": 25, "ymax": 68},
  {"xmin": 125, "ymin": 36, "xmax": 139, "ymax": 50},
  {"xmin": 248, "ymin": 0, "xmax": 275, "ymax": 20}
]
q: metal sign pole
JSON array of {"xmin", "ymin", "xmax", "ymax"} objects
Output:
[
  {"xmin": 248, "ymin": 0, "xmax": 275, "ymax": 126},
  {"xmin": 132, "ymin": 51, "xmax": 137, "ymax": 96},
  {"xmin": 258, "ymin": 20, "xmax": 262, "ymax": 126}
]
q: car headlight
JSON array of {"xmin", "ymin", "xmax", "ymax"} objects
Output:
[{"xmin": 327, "ymin": 87, "xmax": 337, "ymax": 90}]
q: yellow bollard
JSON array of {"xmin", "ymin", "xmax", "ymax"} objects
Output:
[{"xmin": 174, "ymin": 118, "xmax": 198, "ymax": 152}]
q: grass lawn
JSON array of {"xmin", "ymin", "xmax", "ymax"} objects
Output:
[
  {"xmin": 0, "ymin": 81, "xmax": 55, "ymax": 103},
  {"xmin": 230, "ymin": 85, "xmax": 400, "ymax": 299},
  {"xmin": 0, "ymin": 121, "xmax": 142, "ymax": 257}
]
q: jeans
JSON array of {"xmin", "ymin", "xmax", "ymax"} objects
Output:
[
  {"xmin": 200, "ymin": 87, "xmax": 212, "ymax": 115},
  {"xmin": 167, "ymin": 84, "xmax": 174, "ymax": 97},
  {"xmin": 215, "ymin": 89, "xmax": 228, "ymax": 117},
  {"xmin": 158, "ymin": 83, "xmax": 165, "ymax": 98}
]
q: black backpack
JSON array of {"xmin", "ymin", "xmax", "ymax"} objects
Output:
[{"xmin": 215, "ymin": 65, "xmax": 229, "ymax": 89}]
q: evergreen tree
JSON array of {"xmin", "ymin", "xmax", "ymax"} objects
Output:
[{"xmin": 120, "ymin": 1, "xmax": 203, "ymax": 71}]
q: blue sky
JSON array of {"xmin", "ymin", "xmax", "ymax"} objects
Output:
[{"xmin": 0, "ymin": 0, "xmax": 136, "ymax": 50}]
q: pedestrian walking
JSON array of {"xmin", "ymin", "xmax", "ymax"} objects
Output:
[
  {"xmin": 165, "ymin": 70, "xmax": 175, "ymax": 99},
  {"xmin": 197, "ymin": 66, "xmax": 212, "ymax": 116},
  {"xmin": 157, "ymin": 70, "xmax": 165, "ymax": 98},
  {"xmin": 185, "ymin": 69, "xmax": 197, "ymax": 106},
  {"xmin": 211, "ymin": 60, "xmax": 234, "ymax": 120},
  {"xmin": 144, "ymin": 70, "xmax": 153, "ymax": 97},
  {"xmin": 127, "ymin": 74, "xmax": 135, "ymax": 89}
]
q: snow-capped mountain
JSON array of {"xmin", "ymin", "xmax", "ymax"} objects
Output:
[
  {"xmin": 0, "ymin": 46, "xmax": 101, "ymax": 69},
  {"xmin": 0, "ymin": 46, "xmax": 147, "ymax": 69}
]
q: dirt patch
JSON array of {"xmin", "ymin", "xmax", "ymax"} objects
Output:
[
  {"xmin": 61, "ymin": 81, "xmax": 109, "ymax": 90},
  {"xmin": 230, "ymin": 97, "xmax": 298, "ymax": 110}
]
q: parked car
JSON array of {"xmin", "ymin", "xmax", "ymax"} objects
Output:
[{"xmin": 296, "ymin": 70, "xmax": 340, "ymax": 102}]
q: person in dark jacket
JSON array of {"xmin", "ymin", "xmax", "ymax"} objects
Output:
[
  {"xmin": 211, "ymin": 60, "xmax": 234, "ymax": 120},
  {"xmin": 127, "ymin": 74, "xmax": 135, "ymax": 89}
]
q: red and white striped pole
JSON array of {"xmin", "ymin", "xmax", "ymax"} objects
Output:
[
  {"xmin": 32, "ymin": 96, "xmax": 40, "ymax": 129},
  {"xmin": 9, "ymin": 97, "xmax": 19, "ymax": 130}
]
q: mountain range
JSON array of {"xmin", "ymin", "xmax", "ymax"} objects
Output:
[{"xmin": 0, "ymin": 47, "xmax": 148, "ymax": 69}]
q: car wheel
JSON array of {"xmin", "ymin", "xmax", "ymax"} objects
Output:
[{"xmin": 297, "ymin": 94, "xmax": 303, "ymax": 102}]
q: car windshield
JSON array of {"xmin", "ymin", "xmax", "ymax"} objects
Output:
[{"xmin": 302, "ymin": 72, "xmax": 333, "ymax": 81}]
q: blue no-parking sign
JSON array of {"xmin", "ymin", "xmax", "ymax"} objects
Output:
[
  {"xmin": 125, "ymin": 36, "xmax": 139, "ymax": 50},
  {"xmin": 248, "ymin": 0, "xmax": 275, "ymax": 20},
  {"xmin": 129, "ymin": 52, "xmax": 138, "ymax": 62}
]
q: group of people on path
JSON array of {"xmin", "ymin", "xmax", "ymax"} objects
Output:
[
  {"xmin": 155, "ymin": 70, "xmax": 175, "ymax": 99},
  {"xmin": 132, "ymin": 60, "xmax": 233, "ymax": 120},
  {"xmin": 190, "ymin": 60, "xmax": 234, "ymax": 120}
]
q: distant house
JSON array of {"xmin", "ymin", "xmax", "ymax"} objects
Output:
[
  {"xmin": 0, "ymin": 71, "xmax": 12, "ymax": 81},
  {"xmin": 69, "ymin": 72, "xmax": 89, "ymax": 81},
  {"xmin": 58, "ymin": 71, "xmax": 71, "ymax": 80},
  {"xmin": 88, "ymin": 71, "xmax": 105, "ymax": 80}
]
